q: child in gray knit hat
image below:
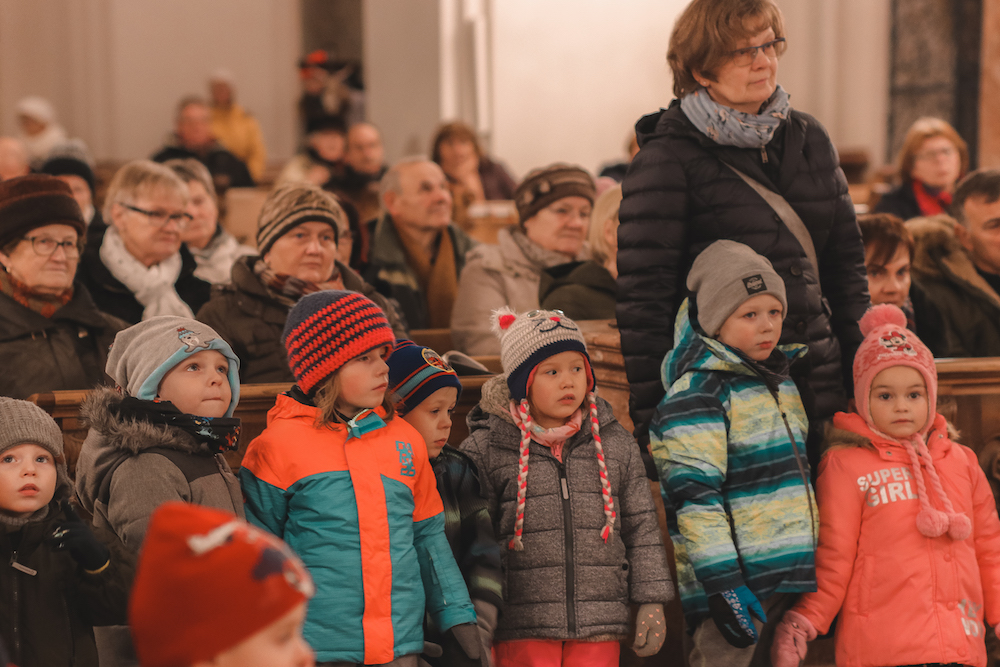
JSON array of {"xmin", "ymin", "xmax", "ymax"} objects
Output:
[
  {"xmin": 0, "ymin": 397, "xmax": 132, "ymax": 667},
  {"xmin": 650, "ymin": 240, "xmax": 817, "ymax": 667},
  {"xmin": 74, "ymin": 316, "xmax": 245, "ymax": 667},
  {"xmin": 459, "ymin": 307, "xmax": 674, "ymax": 664}
]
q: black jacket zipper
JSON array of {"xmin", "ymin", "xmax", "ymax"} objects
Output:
[
  {"xmin": 558, "ymin": 462, "xmax": 576, "ymax": 635},
  {"xmin": 769, "ymin": 388, "xmax": 817, "ymax": 546},
  {"xmin": 10, "ymin": 549, "xmax": 21, "ymax": 660}
]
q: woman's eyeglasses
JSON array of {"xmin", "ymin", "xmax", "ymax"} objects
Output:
[
  {"xmin": 119, "ymin": 202, "xmax": 193, "ymax": 229},
  {"xmin": 726, "ymin": 37, "xmax": 786, "ymax": 67},
  {"xmin": 23, "ymin": 236, "xmax": 82, "ymax": 258}
]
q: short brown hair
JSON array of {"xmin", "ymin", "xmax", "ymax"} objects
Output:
[
  {"xmin": 857, "ymin": 212, "xmax": 914, "ymax": 268},
  {"xmin": 164, "ymin": 158, "xmax": 217, "ymax": 204},
  {"xmin": 667, "ymin": 0, "xmax": 786, "ymax": 98},
  {"xmin": 952, "ymin": 169, "xmax": 1000, "ymax": 227},
  {"xmin": 430, "ymin": 121, "xmax": 482, "ymax": 165},
  {"xmin": 897, "ymin": 117, "xmax": 968, "ymax": 182},
  {"xmin": 313, "ymin": 372, "xmax": 395, "ymax": 428}
]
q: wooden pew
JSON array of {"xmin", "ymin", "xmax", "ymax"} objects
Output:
[{"xmin": 464, "ymin": 200, "xmax": 518, "ymax": 245}]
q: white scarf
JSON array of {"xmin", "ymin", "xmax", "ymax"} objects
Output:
[{"xmin": 99, "ymin": 227, "xmax": 194, "ymax": 320}]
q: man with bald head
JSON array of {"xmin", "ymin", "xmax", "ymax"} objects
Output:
[
  {"xmin": 0, "ymin": 138, "xmax": 30, "ymax": 181},
  {"xmin": 362, "ymin": 157, "xmax": 476, "ymax": 330}
]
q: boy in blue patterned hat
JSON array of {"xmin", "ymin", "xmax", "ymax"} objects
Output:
[{"xmin": 388, "ymin": 339, "xmax": 502, "ymax": 666}]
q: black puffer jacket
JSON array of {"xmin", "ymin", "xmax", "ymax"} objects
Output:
[{"xmin": 617, "ymin": 101, "xmax": 869, "ymax": 466}]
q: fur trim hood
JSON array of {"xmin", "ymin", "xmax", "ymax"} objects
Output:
[
  {"xmin": 74, "ymin": 386, "xmax": 213, "ymax": 515},
  {"xmin": 909, "ymin": 214, "xmax": 1000, "ymax": 308}
]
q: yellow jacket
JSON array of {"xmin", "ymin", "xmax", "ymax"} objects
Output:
[{"xmin": 211, "ymin": 104, "xmax": 266, "ymax": 180}]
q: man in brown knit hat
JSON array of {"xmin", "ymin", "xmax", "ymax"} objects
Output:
[{"xmin": 363, "ymin": 157, "xmax": 477, "ymax": 331}]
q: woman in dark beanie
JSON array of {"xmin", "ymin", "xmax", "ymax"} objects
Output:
[
  {"xmin": 0, "ymin": 175, "xmax": 124, "ymax": 399},
  {"xmin": 617, "ymin": 0, "xmax": 869, "ymax": 469},
  {"xmin": 451, "ymin": 163, "xmax": 595, "ymax": 356},
  {"xmin": 196, "ymin": 182, "xmax": 406, "ymax": 383}
]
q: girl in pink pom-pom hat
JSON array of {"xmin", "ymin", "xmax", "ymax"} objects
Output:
[{"xmin": 771, "ymin": 304, "xmax": 1000, "ymax": 667}]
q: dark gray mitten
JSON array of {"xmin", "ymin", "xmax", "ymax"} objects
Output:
[
  {"xmin": 451, "ymin": 622, "xmax": 488, "ymax": 667},
  {"xmin": 417, "ymin": 640, "xmax": 444, "ymax": 667}
]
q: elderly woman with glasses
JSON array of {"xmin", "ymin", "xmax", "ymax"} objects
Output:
[
  {"xmin": 873, "ymin": 117, "xmax": 968, "ymax": 221},
  {"xmin": 0, "ymin": 175, "xmax": 125, "ymax": 398},
  {"xmin": 78, "ymin": 159, "xmax": 212, "ymax": 324},
  {"xmin": 196, "ymin": 182, "xmax": 406, "ymax": 383},
  {"xmin": 617, "ymin": 0, "xmax": 868, "ymax": 475}
]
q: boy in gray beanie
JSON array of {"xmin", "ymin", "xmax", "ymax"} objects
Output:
[
  {"xmin": 650, "ymin": 240, "xmax": 818, "ymax": 667},
  {"xmin": 0, "ymin": 397, "xmax": 132, "ymax": 667},
  {"xmin": 74, "ymin": 316, "xmax": 245, "ymax": 667}
]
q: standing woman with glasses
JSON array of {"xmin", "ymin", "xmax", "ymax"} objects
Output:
[
  {"xmin": 617, "ymin": 0, "xmax": 868, "ymax": 502},
  {"xmin": 874, "ymin": 117, "xmax": 969, "ymax": 221},
  {"xmin": 0, "ymin": 175, "xmax": 125, "ymax": 398},
  {"xmin": 78, "ymin": 159, "xmax": 211, "ymax": 324}
]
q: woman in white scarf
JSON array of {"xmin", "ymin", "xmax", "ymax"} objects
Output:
[{"xmin": 79, "ymin": 160, "xmax": 212, "ymax": 324}]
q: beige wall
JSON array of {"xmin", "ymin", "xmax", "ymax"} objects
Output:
[{"xmin": 0, "ymin": 0, "xmax": 300, "ymax": 162}]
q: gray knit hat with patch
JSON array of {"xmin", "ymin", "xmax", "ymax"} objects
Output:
[
  {"xmin": 687, "ymin": 240, "xmax": 787, "ymax": 337},
  {"xmin": 106, "ymin": 316, "xmax": 241, "ymax": 417}
]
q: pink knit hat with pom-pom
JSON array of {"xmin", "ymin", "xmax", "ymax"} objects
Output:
[{"xmin": 854, "ymin": 304, "xmax": 969, "ymax": 541}]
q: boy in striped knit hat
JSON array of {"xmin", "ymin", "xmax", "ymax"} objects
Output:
[
  {"xmin": 650, "ymin": 241, "xmax": 818, "ymax": 667},
  {"xmin": 460, "ymin": 308, "xmax": 673, "ymax": 667},
  {"xmin": 387, "ymin": 339, "xmax": 502, "ymax": 666}
]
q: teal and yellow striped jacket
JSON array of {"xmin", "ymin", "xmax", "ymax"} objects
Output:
[{"xmin": 650, "ymin": 300, "xmax": 817, "ymax": 627}]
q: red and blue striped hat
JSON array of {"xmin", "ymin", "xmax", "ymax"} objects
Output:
[
  {"xmin": 282, "ymin": 290, "xmax": 395, "ymax": 396},
  {"xmin": 387, "ymin": 340, "xmax": 462, "ymax": 416}
]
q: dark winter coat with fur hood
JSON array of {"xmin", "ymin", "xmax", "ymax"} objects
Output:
[
  {"xmin": 75, "ymin": 387, "xmax": 245, "ymax": 549},
  {"xmin": 909, "ymin": 214, "xmax": 1000, "ymax": 357},
  {"xmin": 459, "ymin": 376, "xmax": 673, "ymax": 642},
  {"xmin": 73, "ymin": 387, "xmax": 245, "ymax": 667}
]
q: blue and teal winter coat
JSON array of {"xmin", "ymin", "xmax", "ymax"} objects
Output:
[
  {"xmin": 240, "ymin": 389, "xmax": 476, "ymax": 664},
  {"xmin": 650, "ymin": 299, "xmax": 818, "ymax": 628}
]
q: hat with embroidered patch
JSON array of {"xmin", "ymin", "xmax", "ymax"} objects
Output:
[
  {"xmin": 283, "ymin": 290, "xmax": 395, "ymax": 396},
  {"xmin": 686, "ymin": 240, "xmax": 787, "ymax": 337},
  {"xmin": 387, "ymin": 339, "xmax": 462, "ymax": 416},
  {"xmin": 130, "ymin": 502, "xmax": 314, "ymax": 667},
  {"xmin": 105, "ymin": 316, "xmax": 241, "ymax": 417}
]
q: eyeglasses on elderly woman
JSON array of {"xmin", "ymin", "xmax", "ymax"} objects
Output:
[
  {"xmin": 726, "ymin": 37, "xmax": 785, "ymax": 67},
  {"xmin": 21, "ymin": 235, "xmax": 83, "ymax": 258},
  {"xmin": 117, "ymin": 202, "xmax": 193, "ymax": 229}
]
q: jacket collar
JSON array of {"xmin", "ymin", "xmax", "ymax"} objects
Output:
[
  {"xmin": 0, "ymin": 284, "xmax": 111, "ymax": 340},
  {"xmin": 910, "ymin": 215, "xmax": 1000, "ymax": 310},
  {"xmin": 270, "ymin": 390, "xmax": 391, "ymax": 437}
]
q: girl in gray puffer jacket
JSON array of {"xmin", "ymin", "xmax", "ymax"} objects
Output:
[{"xmin": 460, "ymin": 308, "xmax": 675, "ymax": 666}]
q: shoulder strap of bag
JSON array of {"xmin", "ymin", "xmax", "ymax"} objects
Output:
[{"xmin": 722, "ymin": 162, "xmax": 820, "ymax": 275}]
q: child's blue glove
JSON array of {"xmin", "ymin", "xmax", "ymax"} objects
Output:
[{"xmin": 707, "ymin": 585, "xmax": 767, "ymax": 648}]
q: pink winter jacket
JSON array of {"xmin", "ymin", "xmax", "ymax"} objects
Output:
[{"xmin": 791, "ymin": 411, "xmax": 1000, "ymax": 667}]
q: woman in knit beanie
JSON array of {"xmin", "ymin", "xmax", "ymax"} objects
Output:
[
  {"xmin": 772, "ymin": 304, "xmax": 1000, "ymax": 667},
  {"xmin": 451, "ymin": 163, "xmax": 595, "ymax": 356},
  {"xmin": 240, "ymin": 291, "xmax": 482, "ymax": 665},
  {"xmin": 459, "ymin": 307, "xmax": 674, "ymax": 665}
]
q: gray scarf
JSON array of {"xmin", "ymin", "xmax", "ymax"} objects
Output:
[{"xmin": 680, "ymin": 85, "xmax": 791, "ymax": 148}]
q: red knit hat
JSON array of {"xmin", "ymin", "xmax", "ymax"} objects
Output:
[
  {"xmin": 853, "ymin": 305, "xmax": 969, "ymax": 541},
  {"xmin": 853, "ymin": 304, "xmax": 937, "ymax": 435},
  {"xmin": 129, "ymin": 502, "xmax": 314, "ymax": 667},
  {"xmin": 282, "ymin": 290, "xmax": 395, "ymax": 396}
]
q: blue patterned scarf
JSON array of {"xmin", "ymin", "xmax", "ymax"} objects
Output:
[{"xmin": 680, "ymin": 85, "xmax": 791, "ymax": 148}]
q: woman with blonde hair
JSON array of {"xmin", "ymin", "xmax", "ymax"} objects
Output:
[
  {"xmin": 78, "ymin": 159, "xmax": 211, "ymax": 324},
  {"xmin": 617, "ymin": 0, "xmax": 869, "ymax": 490},
  {"xmin": 874, "ymin": 116, "xmax": 968, "ymax": 220}
]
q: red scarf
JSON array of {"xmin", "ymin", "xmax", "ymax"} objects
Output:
[
  {"xmin": 912, "ymin": 180, "xmax": 952, "ymax": 216},
  {"xmin": 0, "ymin": 270, "xmax": 72, "ymax": 318}
]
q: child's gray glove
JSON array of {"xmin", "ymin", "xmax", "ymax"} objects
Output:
[
  {"xmin": 451, "ymin": 622, "xmax": 490, "ymax": 667},
  {"xmin": 473, "ymin": 599, "xmax": 498, "ymax": 654},
  {"xmin": 632, "ymin": 603, "xmax": 666, "ymax": 656},
  {"xmin": 417, "ymin": 641, "xmax": 444, "ymax": 667}
]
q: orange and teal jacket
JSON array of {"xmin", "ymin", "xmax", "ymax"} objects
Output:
[{"xmin": 239, "ymin": 390, "xmax": 476, "ymax": 664}]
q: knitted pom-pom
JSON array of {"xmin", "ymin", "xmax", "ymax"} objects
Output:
[
  {"xmin": 948, "ymin": 512, "xmax": 972, "ymax": 540},
  {"xmin": 916, "ymin": 507, "xmax": 949, "ymax": 537},
  {"xmin": 859, "ymin": 303, "xmax": 908, "ymax": 337},
  {"xmin": 490, "ymin": 306, "xmax": 517, "ymax": 339}
]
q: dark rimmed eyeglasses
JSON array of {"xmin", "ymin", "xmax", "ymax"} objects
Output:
[
  {"xmin": 118, "ymin": 202, "xmax": 193, "ymax": 229},
  {"xmin": 23, "ymin": 236, "xmax": 81, "ymax": 258},
  {"xmin": 726, "ymin": 37, "xmax": 786, "ymax": 67}
]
